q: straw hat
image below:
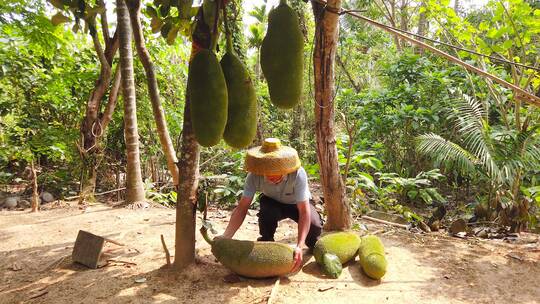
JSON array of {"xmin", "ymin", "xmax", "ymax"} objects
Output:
[{"xmin": 245, "ymin": 138, "xmax": 301, "ymax": 176}]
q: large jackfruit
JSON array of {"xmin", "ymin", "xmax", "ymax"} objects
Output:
[
  {"xmin": 359, "ymin": 235, "xmax": 387, "ymax": 280},
  {"xmin": 313, "ymin": 232, "xmax": 362, "ymax": 278},
  {"xmin": 188, "ymin": 49, "xmax": 228, "ymax": 147},
  {"xmin": 201, "ymin": 228, "xmax": 294, "ymax": 278},
  {"xmin": 220, "ymin": 51, "xmax": 257, "ymax": 149},
  {"xmin": 260, "ymin": 0, "xmax": 304, "ymax": 109}
]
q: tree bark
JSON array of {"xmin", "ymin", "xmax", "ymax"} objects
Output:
[
  {"xmin": 312, "ymin": 0, "xmax": 351, "ymax": 231},
  {"xmin": 100, "ymin": 64, "xmax": 122, "ymax": 131},
  {"xmin": 117, "ymin": 0, "xmax": 145, "ymax": 203},
  {"xmin": 173, "ymin": 6, "xmax": 212, "ymax": 270},
  {"xmin": 78, "ymin": 21, "xmax": 119, "ymax": 205},
  {"xmin": 30, "ymin": 159, "xmax": 39, "ymax": 212},
  {"xmin": 173, "ymin": 90, "xmax": 200, "ymax": 270},
  {"xmin": 126, "ymin": 0, "xmax": 180, "ymax": 186}
]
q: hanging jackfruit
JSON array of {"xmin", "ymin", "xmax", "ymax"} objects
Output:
[
  {"xmin": 201, "ymin": 228, "xmax": 294, "ymax": 278},
  {"xmin": 220, "ymin": 51, "xmax": 257, "ymax": 149},
  {"xmin": 358, "ymin": 235, "xmax": 387, "ymax": 280},
  {"xmin": 260, "ymin": 0, "xmax": 304, "ymax": 109},
  {"xmin": 187, "ymin": 49, "xmax": 228, "ymax": 147},
  {"xmin": 313, "ymin": 232, "xmax": 362, "ymax": 278}
]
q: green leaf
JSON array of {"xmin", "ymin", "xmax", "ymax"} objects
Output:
[
  {"xmin": 408, "ymin": 190, "xmax": 418, "ymax": 199},
  {"xmin": 51, "ymin": 12, "xmax": 71, "ymax": 25},
  {"xmin": 419, "ymin": 190, "xmax": 433, "ymax": 204},
  {"xmin": 501, "ymin": 39, "xmax": 513, "ymax": 50}
]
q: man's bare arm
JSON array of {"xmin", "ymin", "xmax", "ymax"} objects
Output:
[
  {"xmin": 291, "ymin": 200, "xmax": 310, "ymax": 273},
  {"xmin": 296, "ymin": 200, "xmax": 310, "ymax": 248},
  {"xmin": 222, "ymin": 196, "xmax": 253, "ymax": 238}
]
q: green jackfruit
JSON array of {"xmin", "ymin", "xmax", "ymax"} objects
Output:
[
  {"xmin": 188, "ymin": 49, "xmax": 228, "ymax": 147},
  {"xmin": 313, "ymin": 232, "xmax": 361, "ymax": 278},
  {"xmin": 359, "ymin": 235, "xmax": 387, "ymax": 280},
  {"xmin": 260, "ymin": 0, "xmax": 304, "ymax": 109},
  {"xmin": 220, "ymin": 51, "xmax": 257, "ymax": 148},
  {"xmin": 201, "ymin": 228, "xmax": 294, "ymax": 278}
]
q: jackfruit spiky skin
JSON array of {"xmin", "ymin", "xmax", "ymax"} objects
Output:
[
  {"xmin": 314, "ymin": 232, "xmax": 362, "ymax": 265},
  {"xmin": 321, "ymin": 253, "xmax": 343, "ymax": 278},
  {"xmin": 188, "ymin": 49, "xmax": 228, "ymax": 147},
  {"xmin": 220, "ymin": 52, "xmax": 257, "ymax": 149},
  {"xmin": 359, "ymin": 235, "xmax": 387, "ymax": 280},
  {"xmin": 211, "ymin": 238, "xmax": 294, "ymax": 278},
  {"xmin": 260, "ymin": 1, "xmax": 304, "ymax": 109}
]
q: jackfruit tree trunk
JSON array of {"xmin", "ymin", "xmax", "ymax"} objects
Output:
[
  {"xmin": 117, "ymin": 0, "xmax": 145, "ymax": 203},
  {"xmin": 125, "ymin": 0, "xmax": 180, "ymax": 186},
  {"xmin": 173, "ymin": 94, "xmax": 200, "ymax": 270},
  {"xmin": 173, "ymin": 6, "xmax": 211, "ymax": 269},
  {"xmin": 312, "ymin": 0, "xmax": 351, "ymax": 231}
]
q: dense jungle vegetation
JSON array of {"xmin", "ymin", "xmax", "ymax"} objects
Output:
[{"xmin": 1, "ymin": 0, "xmax": 539, "ymax": 235}]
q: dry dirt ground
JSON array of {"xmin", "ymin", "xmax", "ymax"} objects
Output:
[{"xmin": 1, "ymin": 202, "xmax": 539, "ymax": 304}]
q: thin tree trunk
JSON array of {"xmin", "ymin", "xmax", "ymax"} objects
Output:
[
  {"xmin": 336, "ymin": 54, "xmax": 361, "ymax": 93},
  {"xmin": 126, "ymin": 0, "xmax": 180, "ymax": 186},
  {"xmin": 101, "ymin": 64, "xmax": 122, "ymax": 131},
  {"xmin": 312, "ymin": 0, "xmax": 351, "ymax": 231},
  {"xmin": 117, "ymin": 0, "xmax": 145, "ymax": 203},
  {"xmin": 416, "ymin": 1, "xmax": 427, "ymax": 54},
  {"xmin": 30, "ymin": 159, "xmax": 39, "ymax": 212}
]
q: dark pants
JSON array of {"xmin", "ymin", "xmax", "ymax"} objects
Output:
[{"xmin": 257, "ymin": 194, "xmax": 323, "ymax": 249}]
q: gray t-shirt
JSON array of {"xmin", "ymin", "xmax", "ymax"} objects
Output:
[{"xmin": 242, "ymin": 167, "xmax": 310, "ymax": 204}]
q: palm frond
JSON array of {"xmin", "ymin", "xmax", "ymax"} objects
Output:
[{"xmin": 416, "ymin": 133, "xmax": 478, "ymax": 175}]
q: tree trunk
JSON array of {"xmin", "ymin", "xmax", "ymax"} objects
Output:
[
  {"xmin": 78, "ymin": 24, "xmax": 119, "ymax": 205},
  {"xmin": 416, "ymin": 1, "xmax": 428, "ymax": 54},
  {"xmin": 311, "ymin": 0, "xmax": 351, "ymax": 230},
  {"xmin": 117, "ymin": 0, "xmax": 145, "ymax": 203},
  {"xmin": 172, "ymin": 5, "xmax": 215, "ymax": 269},
  {"xmin": 30, "ymin": 159, "xmax": 39, "ymax": 212},
  {"xmin": 126, "ymin": 0, "xmax": 180, "ymax": 186},
  {"xmin": 173, "ymin": 90, "xmax": 200, "ymax": 270}
]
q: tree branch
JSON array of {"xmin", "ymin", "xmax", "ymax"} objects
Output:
[{"xmin": 100, "ymin": 63, "xmax": 121, "ymax": 131}]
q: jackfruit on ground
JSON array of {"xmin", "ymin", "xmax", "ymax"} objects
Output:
[
  {"xmin": 188, "ymin": 49, "xmax": 228, "ymax": 147},
  {"xmin": 313, "ymin": 232, "xmax": 362, "ymax": 278},
  {"xmin": 358, "ymin": 235, "xmax": 387, "ymax": 280},
  {"xmin": 260, "ymin": 0, "xmax": 304, "ymax": 109},
  {"xmin": 220, "ymin": 51, "xmax": 257, "ymax": 149},
  {"xmin": 201, "ymin": 228, "xmax": 294, "ymax": 278}
]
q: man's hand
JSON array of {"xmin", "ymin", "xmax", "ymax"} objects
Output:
[{"xmin": 291, "ymin": 246, "xmax": 303, "ymax": 273}]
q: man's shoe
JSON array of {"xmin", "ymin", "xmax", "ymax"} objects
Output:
[{"xmin": 257, "ymin": 236, "xmax": 275, "ymax": 242}]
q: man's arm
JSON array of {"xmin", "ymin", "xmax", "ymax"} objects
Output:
[
  {"xmin": 296, "ymin": 200, "xmax": 310, "ymax": 247},
  {"xmin": 222, "ymin": 195, "xmax": 253, "ymax": 238},
  {"xmin": 291, "ymin": 200, "xmax": 310, "ymax": 272}
]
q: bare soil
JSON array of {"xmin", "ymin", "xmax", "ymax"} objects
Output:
[{"xmin": 1, "ymin": 202, "xmax": 539, "ymax": 304}]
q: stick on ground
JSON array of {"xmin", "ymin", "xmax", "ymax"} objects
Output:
[{"xmin": 161, "ymin": 234, "xmax": 171, "ymax": 266}]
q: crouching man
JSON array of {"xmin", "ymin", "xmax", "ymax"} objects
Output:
[{"xmin": 221, "ymin": 138, "xmax": 323, "ymax": 273}]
